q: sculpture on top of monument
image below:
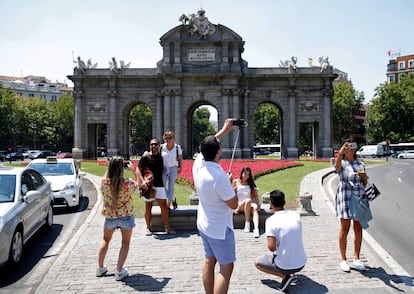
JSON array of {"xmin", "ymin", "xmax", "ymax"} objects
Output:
[
  {"xmin": 318, "ymin": 56, "xmax": 330, "ymax": 72},
  {"xmin": 87, "ymin": 58, "xmax": 98, "ymax": 69},
  {"xmin": 120, "ymin": 60, "xmax": 131, "ymax": 68},
  {"xmin": 279, "ymin": 56, "xmax": 298, "ymax": 73},
  {"xmin": 108, "ymin": 57, "xmax": 119, "ymax": 73},
  {"xmin": 73, "ymin": 56, "xmax": 87, "ymax": 74},
  {"xmin": 179, "ymin": 8, "xmax": 215, "ymax": 39}
]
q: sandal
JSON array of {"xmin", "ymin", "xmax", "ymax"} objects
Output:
[
  {"xmin": 165, "ymin": 227, "xmax": 176, "ymax": 234},
  {"xmin": 145, "ymin": 228, "xmax": 153, "ymax": 236},
  {"xmin": 172, "ymin": 198, "xmax": 178, "ymax": 209}
]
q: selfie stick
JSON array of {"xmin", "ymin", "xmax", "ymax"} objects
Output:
[{"xmin": 228, "ymin": 127, "xmax": 241, "ymax": 174}]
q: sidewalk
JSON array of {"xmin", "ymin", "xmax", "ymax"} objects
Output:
[{"xmin": 35, "ymin": 168, "xmax": 413, "ymax": 293}]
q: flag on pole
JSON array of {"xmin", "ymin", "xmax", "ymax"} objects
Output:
[{"xmin": 387, "ymin": 48, "xmax": 401, "ymax": 57}]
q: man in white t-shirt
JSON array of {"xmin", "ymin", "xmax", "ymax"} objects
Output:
[
  {"xmin": 193, "ymin": 118, "xmax": 238, "ymax": 294},
  {"xmin": 254, "ymin": 190, "xmax": 307, "ymax": 292}
]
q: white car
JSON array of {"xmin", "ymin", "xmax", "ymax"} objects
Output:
[
  {"xmin": 27, "ymin": 157, "xmax": 85, "ymax": 208},
  {"xmin": 397, "ymin": 150, "xmax": 414, "ymax": 159},
  {"xmin": 0, "ymin": 166, "xmax": 53, "ymax": 266}
]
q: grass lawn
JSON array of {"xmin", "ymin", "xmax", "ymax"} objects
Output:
[{"xmin": 79, "ymin": 160, "xmax": 332, "ymax": 217}]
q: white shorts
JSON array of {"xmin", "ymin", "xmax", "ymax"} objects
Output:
[{"xmin": 144, "ymin": 186, "xmax": 167, "ymax": 202}]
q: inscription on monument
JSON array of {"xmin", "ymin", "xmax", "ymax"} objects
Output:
[{"xmin": 188, "ymin": 48, "xmax": 215, "ymax": 62}]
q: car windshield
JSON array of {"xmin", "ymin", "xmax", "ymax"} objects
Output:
[
  {"xmin": 29, "ymin": 163, "xmax": 74, "ymax": 176},
  {"xmin": 0, "ymin": 175, "xmax": 16, "ymax": 203}
]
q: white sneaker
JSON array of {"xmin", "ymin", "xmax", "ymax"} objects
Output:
[
  {"xmin": 353, "ymin": 259, "xmax": 367, "ymax": 271},
  {"xmin": 244, "ymin": 222, "xmax": 250, "ymax": 233},
  {"xmin": 115, "ymin": 268, "xmax": 128, "ymax": 281},
  {"xmin": 340, "ymin": 260, "xmax": 350, "ymax": 272},
  {"xmin": 253, "ymin": 229, "xmax": 260, "ymax": 238},
  {"xmin": 96, "ymin": 265, "xmax": 107, "ymax": 277}
]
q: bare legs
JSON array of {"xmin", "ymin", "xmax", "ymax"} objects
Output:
[
  {"xmin": 98, "ymin": 228, "xmax": 132, "ymax": 271},
  {"xmin": 339, "ymin": 218, "xmax": 363, "ymax": 261},
  {"xmin": 239, "ymin": 199, "xmax": 260, "ymax": 231},
  {"xmin": 202, "ymin": 256, "xmax": 234, "ymax": 294},
  {"xmin": 144, "ymin": 198, "xmax": 173, "ymax": 232}
]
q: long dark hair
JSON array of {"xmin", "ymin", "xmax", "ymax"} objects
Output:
[
  {"xmin": 106, "ymin": 156, "xmax": 125, "ymax": 205},
  {"xmin": 239, "ymin": 166, "xmax": 257, "ymax": 191}
]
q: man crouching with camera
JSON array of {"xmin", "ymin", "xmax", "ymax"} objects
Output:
[{"xmin": 193, "ymin": 118, "xmax": 239, "ymax": 294}]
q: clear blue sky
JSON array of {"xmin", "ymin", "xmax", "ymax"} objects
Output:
[{"xmin": 1, "ymin": 0, "xmax": 413, "ymax": 101}]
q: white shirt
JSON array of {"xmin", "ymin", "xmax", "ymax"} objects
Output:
[
  {"xmin": 161, "ymin": 143, "xmax": 182, "ymax": 168},
  {"xmin": 193, "ymin": 153, "xmax": 235, "ymax": 239},
  {"xmin": 265, "ymin": 209, "xmax": 307, "ymax": 269},
  {"xmin": 235, "ymin": 184, "xmax": 251, "ymax": 202}
]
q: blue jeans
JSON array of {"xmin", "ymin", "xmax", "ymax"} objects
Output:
[{"xmin": 162, "ymin": 166, "xmax": 178, "ymax": 203}]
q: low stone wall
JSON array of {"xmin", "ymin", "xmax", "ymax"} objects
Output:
[{"xmin": 150, "ymin": 205, "xmax": 273, "ymax": 232}]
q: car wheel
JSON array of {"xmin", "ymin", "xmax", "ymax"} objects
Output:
[
  {"xmin": 9, "ymin": 229, "xmax": 23, "ymax": 265},
  {"xmin": 44, "ymin": 203, "xmax": 53, "ymax": 229}
]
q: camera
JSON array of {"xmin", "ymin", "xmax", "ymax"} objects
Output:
[
  {"xmin": 232, "ymin": 119, "xmax": 247, "ymax": 127},
  {"xmin": 350, "ymin": 142, "xmax": 358, "ymax": 149}
]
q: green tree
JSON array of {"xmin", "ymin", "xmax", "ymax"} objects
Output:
[
  {"xmin": 332, "ymin": 81, "xmax": 364, "ymax": 147},
  {"xmin": 0, "ymin": 85, "xmax": 23, "ymax": 150},
  {"xmin": 48, "ymin": 94, "xmax": 74, "ymax": 151},
  {"xmin": 192, "ymin": 107, "xmax": 216, "ymax": 153},
  {"xmin": 253, "ymin": 103, "xmax": 280, "ymax": 144},
  {"xmin": 130, "ymin": 103, "xmax": 152, "ymax": 155},
  {"xmin": 368, "ymin": 75, "xmax": 414, "ymax": 143}
]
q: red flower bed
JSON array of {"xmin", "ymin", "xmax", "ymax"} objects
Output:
[{"xmin": 177, "ymin": 159, "xmax": 302, "ymax": 186}]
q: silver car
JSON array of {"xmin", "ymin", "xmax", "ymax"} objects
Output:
[
  {"xmin": 397, "ymin": 150, "xmax": 414, "ymax": 159},
  {"xmin": 0, "ymin": 167, "xmax": 53, "ymax": 267}
]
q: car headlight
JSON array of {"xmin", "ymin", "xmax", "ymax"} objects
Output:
[{"xmin": 64, "ymin": 181, "xmax": 76, "ymax": 190}]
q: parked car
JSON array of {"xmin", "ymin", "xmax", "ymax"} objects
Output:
[
  {"xmin": 0, "ymin": 166, "xmax": 53, "ymax": 267},
  {"xmin": 27, "ymin": 157, "xmax": 84, "ymax": 208},
  {"xmin": 5, "ymin": 152, "xmax": 25, "ymax": 161},
  {"xmin": 24, "ymin": 150, "xmax": 40, "ymax": 159},
  {"xmin": 34, "ymin": 150, "xmax": 56, "ymax": 159},
  {"xmin": 397, "ymin": 150, "xmax": 414, "ymax": 159},
  {"xmin": 28, "ymin": 150, "xmax": 42, "ymax": 159}
]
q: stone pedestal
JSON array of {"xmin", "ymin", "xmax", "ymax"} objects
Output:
[
  {"xmin": 286, "ymin": 147, "xmax": 299, "ymax": 159},
  {"xmin": 297, "ymin": 192, "xmax": 316, "ymax": 216}
]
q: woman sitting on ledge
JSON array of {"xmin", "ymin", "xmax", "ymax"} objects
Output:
[{"xmin": 232, "ymin": 166, "xmax": 260, "ymax": 238}]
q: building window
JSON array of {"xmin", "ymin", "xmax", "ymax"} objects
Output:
[
  {"xmin": 51, "ymin": 95, "xmax": 57, "ymax": 101},
  {"xmin": 28, "ymin": 93, "xmax": 34, "ymax": 97},
  {"xmin": 388, "ymin": 74, "xmax": 395, "ymax": 82},
  {"xmin": 409, "ymin": 60, "xmax": 414, "ymax": 68},
  {"xmin": 398, "ymin": 61, "xmax": 405, "ymax": 70}
]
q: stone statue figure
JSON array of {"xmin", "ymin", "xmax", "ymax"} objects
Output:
[
  {"xmin": 73, "ymin": 56, "xmax": 87, "ymax": 74},
  {"xmin": 179, "ymin": 8, "xmax": 215, "ymax": 39},
  {"xmin": 87, "ymin": 58, "xmax": 98, "ymax": 68},
  {"xmin": 279, "ymin": 56, "xmax": 297, "ymax": 73},
  {"xmin": 318, "ymin": 56, "xmax": 330, "ymax": 72},
  {"xmin": 120, "ymin": 60, "xmax": 131, "ymax": 68},
  {"xmin": 108, "ymin": 57, "xmax": 119, "ymax": 73}
]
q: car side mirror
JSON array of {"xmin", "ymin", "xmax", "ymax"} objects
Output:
[{"xmin": 23, "ymin": 190, "xmax": 41, "ymax": 203}]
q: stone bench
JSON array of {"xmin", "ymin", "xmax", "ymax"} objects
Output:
[{"xmin": 150, "ymin": 205, "xmax": 273, "ymax": 232}]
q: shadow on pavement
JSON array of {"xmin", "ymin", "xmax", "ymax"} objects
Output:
[
  {"xmin": 361, "ymin": 266, "xmax": 413, "ymax": 292},
  {"xmin": 261, "ymin": 274, "xmax": 329, "ymax": 293},
  {"xmin": 124, "ymin": 273, "xmax": 171, "ymax": 292}
]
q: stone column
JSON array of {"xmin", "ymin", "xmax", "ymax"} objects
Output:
[
  {"xmin": 174, "ymin": 90, "xmax": 182, "ymax": 146},
  {"xmin": 286, "ymin": 88, "xmax": 298, "ymax": 158},
  {"xmin": 107, "ymin": 90, "xmax": 119, "ymax": 157},
  {"xmin": 155, "ymin": 92, "xmax": 163, "ymax": 139},
  {"xmin": 321, "ymin": 88, "xmax": 334, "ymax": 157},
  {"xmin": 164, "ymin": 92, "xmax": 171, "ymax": 131},
  {"xmin": 220, "ymin": 89, "xmax": 230, "ymax": 156},
  {"xmin": 72, "ymin": 90, "xmax": 86, "ymax": 159}
]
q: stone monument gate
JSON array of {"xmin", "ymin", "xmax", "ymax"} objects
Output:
[{"xmin": 69, "ymin": 9, "xmax": 336, "ymax": 160}]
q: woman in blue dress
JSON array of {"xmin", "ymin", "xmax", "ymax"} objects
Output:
[{"xmin": 335, "ymin": 140, "xmax": 368, "ymax": 272}]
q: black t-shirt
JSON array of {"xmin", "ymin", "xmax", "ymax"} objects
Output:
[{"xmin": 139, "ymin": 153, "xmax": 164, "ymax": 187}]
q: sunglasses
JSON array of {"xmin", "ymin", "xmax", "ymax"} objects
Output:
[
  {"xmin": 164, "ymin": 137, "xmax": 172, "ymax": 140},
  {"xmin": 150, "ymin": 143, "xmax": 159, "ymax": 146}
]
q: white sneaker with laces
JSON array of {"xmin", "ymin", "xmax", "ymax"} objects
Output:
[
  {"xmin": 340, "ymin": 260, "xmax": 350, "ymax": 272},
  {"xmin": 96, "ymin": 265, "xmax": 108, "ymax": 277},
  {"xmin": 244, "ymin": 222, "xmax": 250, "ymax": 233},
  {"xmin": 253, "ymin": 229, "xmax": 260, "ymax": 238},
  {"xmin": 353, "ymin": 259, "xmax": 367, "ymax": 271},
  {"xmin": 115, "ymin": 268, "xmax": 128, "ymax": 281}
]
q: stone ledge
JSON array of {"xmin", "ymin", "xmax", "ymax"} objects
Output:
[{"xmin": 149, "ymin": 205, "xmax": 273, "ymax": 232}]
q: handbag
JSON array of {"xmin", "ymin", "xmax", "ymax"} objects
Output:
[{"xmin": 364, "ymin": 183, "xmax": 380, "ymax": 201}]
